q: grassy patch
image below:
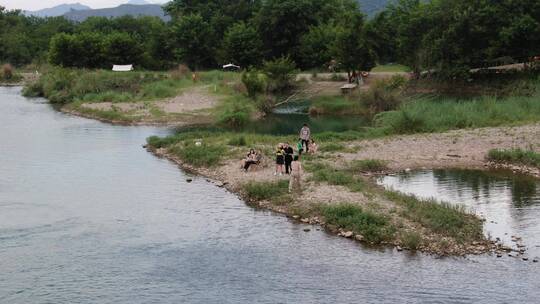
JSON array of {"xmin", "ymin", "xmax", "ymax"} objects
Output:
[
  {"xmin": 305, "ymin": 162, "xmax": 364, "ymax": 192},
  {"xmin": 168, "ymin": 142, "xmax": 227, "ymax": 167},
  {"xmin": 371, "ymin": 64, "xmax": 411, "ymax": 73},
  {"xmin": 401, "ymin": 231, "xmax": 423, "ymax": 250},
  {"xmin": 487, "ymin": 148, "xmax": 540, "ymax": 168},
  {"xmin": 319, "ymin": 203, "xmax": 395, "ymax": 243},
  {"xmin": 384, "ymin": 190, "xmax": 483, "ymax": 243},
  {"xmin": 347, "ymin": 159, "xmax": 388, "ymax": 172},
  {"xmin": 319, "ymin": 142, "xmax": 347, "ymax": 152},
  {"xmin": 375, "ymin": 91, "xmax": 540, "ymax": 134},
  {"xmin": 309, "ymin": 95, "xmax": 365, "ymax": 115},
  {"xmin": 243, "ymin": 180, "xmax": 289, "ymax": 201}
]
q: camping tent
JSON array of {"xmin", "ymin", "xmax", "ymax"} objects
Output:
[
  {"xmin": 222, "ymin": 63, "xmax": 240, "ymax": 70},
  {"xmin": 112, "ymin": 65, "xmax": 133, "ymax": 72}
]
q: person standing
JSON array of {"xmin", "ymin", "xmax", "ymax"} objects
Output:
[
  {"xmin": 299, "ymin": 124, "xmax": 311, "ymax": 153},
  {"xmin": 289, "ymin": 155, "xmax": 302, "ymax": 193},
  {"xmin": 274, "ymin": 144, "xmax": 285, "ymax": 176},
  {"xmin": 284, "ymin": 143, "xmax": 294, "ymax": 174}
]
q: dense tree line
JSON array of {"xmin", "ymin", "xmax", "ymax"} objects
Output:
[{"xmin": 1, "ymin": 0, "xmax": 539, "ymax": 77}]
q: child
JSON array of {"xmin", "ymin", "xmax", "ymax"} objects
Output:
[
  {"xmin": 289, "ymin": 155, "xmax": 302, "ymax": 193},
  {"xmin": 274, "ymin": 144, "xmax": 284, "ymax": 176},
  {"xmin": 242, "ymin": 149, "xmax": 258, "ymax": 171},
  {"xmin": 308, "ymin": 139, "xmax": 318, "ymax": 154}
]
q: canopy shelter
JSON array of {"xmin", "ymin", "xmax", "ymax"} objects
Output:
[
  {"xmin": 112, "ymin": 64, "xmax": 133, "ymax": 72},
  {"xmin": 222, "ymin": 63, "xmax": 240, "ymax": 70}
]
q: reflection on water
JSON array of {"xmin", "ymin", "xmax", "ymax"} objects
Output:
[
  {"xmin": 378, "ymin": 169, "xmax": 540, "ymax": 256},
  {"xmin": 1, "ymin": 87, "xmax": 539, "ymax": 303},
  {"xmin": 237, "ymin": 113, "xmax": 369, "ymax": 135}
]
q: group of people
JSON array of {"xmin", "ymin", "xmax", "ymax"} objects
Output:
[{"xmin": 240, "ymin": 124, "xmax": 317, "ymax": 193}]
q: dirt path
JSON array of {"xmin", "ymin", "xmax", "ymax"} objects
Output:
[{"xmin": 341, "ymin": 124, "xmax": 540, "ymax": 171}]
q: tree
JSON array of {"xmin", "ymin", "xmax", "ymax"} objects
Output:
[
  {"xmin": 333, "ymin": 16, "xmax": 376, "ymax": 77},
  {"xmin": 222, "ymin": 22, "xmax": 263, "ymax": 68},
  {"xmin": 299, "ymin": 23, "xmax": 338, "ymax": 69},
  {"xmin": 103, "ymin": 32, "xmax": 143, "ymax": 66},
  {"xmin": 49, "ymin": 32, "xmax": 105, "ymax": 68},
  {"xmin": 171, "ymin": 14, "xmax": 216, "ymax": 69}
]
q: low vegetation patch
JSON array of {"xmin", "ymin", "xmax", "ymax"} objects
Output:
[
  {"xmin": 347, "ymin": 159, "xmax": 388, "ymax": 172},
  {"xmin": 384, "ymin": 190, "xmax": 483, "ymax": 243},
  {"xmin": 309, "ymin": 96, "xmax": 365, "ymax": 115},
  {"xmin": 168, "ymin": 142, "xmax": 227, "ymax": 167},
  {"xmin": 306, "ymin": 162, "xmax": 364, "ymax": 192},
  {"xmin": 375, "ymin": 88, "xmax": 540, "ymax": 134},
  {"xmin": 243, "ymin": 180, "xmax": 289, "ymax": 202},
  {"xmin": 401, "ymin": 231, "xmax": 423, "ymax": 250},
  {"xmin": 487, "ymin": 148, "xmax": 540, "ymax": 168},
  {"xmin": 319, "ymin": 203, "xmax": 395, "ymax": 244}
]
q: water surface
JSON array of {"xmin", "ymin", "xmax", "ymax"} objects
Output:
[
  {"xmin": 378, "ymin": 169, "xmax": 540, "ymax": 257},
  {"xmin": 1, "ymin": 87, "xmax": 539, "ymax": 303}
]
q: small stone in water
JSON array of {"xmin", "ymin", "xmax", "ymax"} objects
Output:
[
  {"xmin": 303, "ymin": 228, "xmax": 311, "ymax": 232},
  {"xmin": 343, "ymin": 231, "xmax": 353, "ymax": 238},
  {"xmin": 396, "ymin": 246, "xmax": 403, "ymax": 252},
  {"xmin": 523, "ymin": 257, "xmax": 529, "ymax": 261},
  {"xmin": 533, "ymin": 259, "xmax": 538, "ymax": 263},
  {"xmin": 496, "ymin": 254, "xmax": 502, "ymax": 258},
  {"xmin": 186, "ymin": 178, "xmax": 193, "ymax": 182}
]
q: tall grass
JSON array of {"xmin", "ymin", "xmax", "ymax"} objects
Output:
[
  {"xmin": 319, "ymin": 203, "xmax": 395, "ymax": 243},
  {"xmin": 243, "ymin": 180, "xmax": 289, "ymax": 201},
  {"xmin": 168, "ymin": 142, "xmax": 227, "ymax": 167},
  {"xmin": 487, "ymin": 148, "xmax": 540, "ymax": 168},
  {"xmin": 309, "ymin": 96, "xmax": 365, "ymax": 115},
  {"xmin": 384, "ymin": 190, "xmax": 483, "ymax": 243},
  {"xmin": 375, "ymin": 91, "xmax": 540, "ymax": 134}
]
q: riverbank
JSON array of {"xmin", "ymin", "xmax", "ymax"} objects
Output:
[{"xmin": 142, "ymin": 123, "xmax": 540, "ymax": 256}]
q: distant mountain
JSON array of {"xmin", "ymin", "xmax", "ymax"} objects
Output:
[
  {"xmin": 63, "ymin": 4, "xmax": 170, "ymax": 22},
  {"xmin": 127, "ymin": 0, "xmax": 151, "ymax": 5},
  {"xmin": 24, "ymin": 3, "xmax": 91, "ymax": 17},
  {"xmin": 358, "ymin": 0, "xmax": 394, "ymax": 17}
]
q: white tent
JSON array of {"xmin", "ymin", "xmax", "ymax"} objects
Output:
[
  {"xmin": 112, "ymin": 64, "xmax": 133, "ymax": 72},
  {"xmin": 222, "ymin": 63, "xmax": 240, "ymax": 70}
]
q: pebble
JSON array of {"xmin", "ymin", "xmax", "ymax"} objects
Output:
[
  {"xmin": 355, "ymin": 234, "xmax": 364, "ymax": 241},
  {"xmin": 533, "ymin": 259, "xmax": 538, "ymax": 263},
  {"xmin": 523, "ymin": 257, "xmax": 529, "ymax": 261},
  {"xmin": 496, "ymin": 254, "xmax": 502, "ymax": 258},
  {"xmin": 343, "ymin": 231, "xmax": 353, "ymax": 238},
  {"xmin": 186, "ymin": 178, "xmax": 193, "ymax": 183},
  {"xmin": 292, "ymin": 215, "xmax": 300, "ymax": 219},
  {"xmin": 303, "ymin": 228, "xmax": 311, "ymax": 232},
  {"xmin": 396, "ymin": 246, "xmax": 403, "ymax": 252},
  {"xmin": 300, "ymin": 218, "xmax": 309, "ymax": 223}
]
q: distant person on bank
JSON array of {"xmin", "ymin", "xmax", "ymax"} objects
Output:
[
  {"xmin": 289, "ymin": 155, "xmax": 302, "ymax": 193},
  {"xmin": 284, "ymin": 143, "xmax": 294, "ymax": 174},
  {"xmin": 299, "ymin": 124, "xmax": 311, "ymax": 153}
]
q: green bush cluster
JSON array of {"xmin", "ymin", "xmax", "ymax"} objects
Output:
[{"xmin": 320, "ymin": 203, "xmax": 395, "ymax": 244}]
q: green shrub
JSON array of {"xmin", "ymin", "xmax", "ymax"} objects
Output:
[
  {"xmin": 401, "ymin": 231, "xmax": 422, "ymax": 250},
  {"xmin": 320, "ymin": 203, "xmax": 394, "ymax": 243},
  {"xmin": 243, "ymin": 180, "xmax": 289, "ymax": 201},
  {"xmin": 242, "ymin": 70, "xmax": 267, "ymax": 98},
  {"xmin": 359, "ymin": 77, "xmax": 405, "ymax": 113},
  {"xmin": 215, "ymin": 96, "xmax": 253, "ymax": 127},
  {"xmin": 262, "ymin": 56, "xmax": 297, "ymax": 93}
]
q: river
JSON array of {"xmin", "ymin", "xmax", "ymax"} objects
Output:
[{"xmin": 1, "ymin": 87, "xmax": 538, "ymax": 303}]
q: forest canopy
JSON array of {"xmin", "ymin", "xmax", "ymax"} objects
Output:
[{"xmin": 1, "ymin": 0, "xmax": 539, "ymax": 77}]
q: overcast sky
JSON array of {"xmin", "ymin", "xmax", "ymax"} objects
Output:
[{"xmin": 1, "ymin": 0, "xmax": 167, "ymax": 11}]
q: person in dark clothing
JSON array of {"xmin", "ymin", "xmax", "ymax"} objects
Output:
[{"xmin": 284, "ymin": 143, "xmax": 294, "ymax": 174}]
